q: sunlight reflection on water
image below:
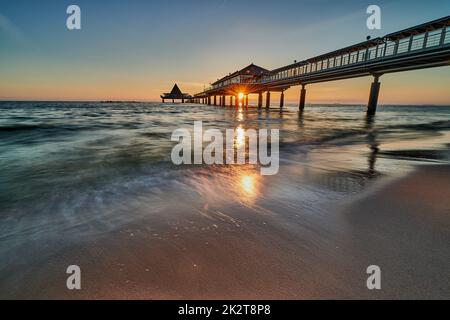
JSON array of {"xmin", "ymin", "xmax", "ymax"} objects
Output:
[{"xmin": 0, "ymin": 102, "xmax": 449, "ymax": 241}]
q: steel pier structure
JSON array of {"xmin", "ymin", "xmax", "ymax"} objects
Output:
[{"xmin": 191, "ymin": 16, "xmax": 450, "ymax": 115}]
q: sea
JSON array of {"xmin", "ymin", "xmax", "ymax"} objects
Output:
[{"xmin": 0, "ymin": 101, "xmax": 449, "ymax": 298}]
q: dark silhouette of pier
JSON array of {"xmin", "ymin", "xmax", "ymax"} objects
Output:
[
  {"xmin": 161, "ymin": 84, "xmax": 192, "ymax": 103},
  {"xmin": 191, "ymin": 16, "xmax": 450, "ymax": 115}
]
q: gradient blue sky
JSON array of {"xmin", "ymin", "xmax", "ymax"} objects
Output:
[{"xmin": 1, "ymin": 0, "xmax": 450, "ymax": 103}]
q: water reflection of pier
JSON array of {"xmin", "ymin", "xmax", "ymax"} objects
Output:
[
  {"xmin": 299, "ymin": 115, "xmax": 381, "ymax": 194},
  {"xmin": 366, "ymin": 116, "xmax": 380, "ymax": 176},
  {"xmin": 229, "ymin": 108, "xmax": 381, "ymax": 193}
]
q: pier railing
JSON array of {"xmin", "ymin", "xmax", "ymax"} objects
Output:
[
  {"xmin": 261, "ymin": 25, "xmax": 450, "ymax": 84},
  {"xmin": 197, "ymin": 20, "xmax": 450, "ymax": 95},
  {"xmin": 192, "ymin": 16, "xmax": 450, "ymax": 115}
]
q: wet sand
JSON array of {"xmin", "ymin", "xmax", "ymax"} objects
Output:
[{"xmin": 3, "ymin": 165, "xmax": 449, "ymax": 300}]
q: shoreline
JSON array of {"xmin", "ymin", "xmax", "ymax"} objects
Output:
[{"xmin": 2, "ymin": 101, "xmax": 450, "ymax": 107}]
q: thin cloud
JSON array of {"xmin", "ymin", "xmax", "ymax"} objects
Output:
[{"xmin": 0, "ymin": 13, "xmax": 26, "ymax": 46}]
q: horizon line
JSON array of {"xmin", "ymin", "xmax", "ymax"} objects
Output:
[{"xmin": 0, "ymin": 100, "xmax": 449, "ymax": 107}]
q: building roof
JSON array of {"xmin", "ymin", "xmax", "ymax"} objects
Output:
[
  {"xmin": 212, "ymin": 64, "xmax": 272, "ymax": 85},
  {"xmin": 169, "ymin": 84, "xmax": 183, "ymax": 96},
  {"xmin": 161, "ymin": 84, "xmax": 191, "ymax": 99}
]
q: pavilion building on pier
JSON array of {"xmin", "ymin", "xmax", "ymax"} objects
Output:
[{"xmin": 161, "ymin": 84, "xmax": 192, "ymax": 103}]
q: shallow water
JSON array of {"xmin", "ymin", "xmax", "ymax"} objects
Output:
[
  {"xmin": 0, "ymin": 102, "xmax": 449, "ymax": 298},
  {"xmin": 1, "ymin": 102, "xmax": 449, "ymax": 235}
]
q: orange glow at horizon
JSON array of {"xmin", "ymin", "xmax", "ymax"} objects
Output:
[{"xmin": 1, "ymin": 67, "xmax": 449, "ymax": 105}]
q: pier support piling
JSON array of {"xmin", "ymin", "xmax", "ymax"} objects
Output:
[
  {"xmin": 213, "ymin": 96, "xmax": 217, "ymax": 106},
  {"xmin": 280, "ymin": 91, "xmax": 285, "ymax": 109},
  {"xmin": 367, "ymin": 76, "xmax": 381, "ymax": 116},
  {"xmin": 235, "ymin": 95, "xmax": 239, "ymax": 108},
  {"xmin": 245, "ymin": 95, "xmax": 249, "ymax": 108},
  {"xmin": 299, "ymin": 84, "xmax": 307, "ymax": 112},
  {"xmin": 266, "ymin": 91, "xmax": 271, "ymax": 109},
  {"xmin": 258, "ymin": 92, "xmax": 263, "ymax": 108}
]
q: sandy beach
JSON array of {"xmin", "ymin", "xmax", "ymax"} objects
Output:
[{"xmin": 1, "ymin": 164, "xmax": 448, "ymax": 300}]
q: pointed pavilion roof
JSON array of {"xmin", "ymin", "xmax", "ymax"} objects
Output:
[
  {"xmin": 170, "ymin": 84, "xmax": 183, "ymax": 96},
  {"xmin": 161, "ymin": 84, "xmax": 191, "ymax": 99}
]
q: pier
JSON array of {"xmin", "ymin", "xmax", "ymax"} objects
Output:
[{"xmin": 192, "ymin": 16, "xmax": 450, "ymax": 115}]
